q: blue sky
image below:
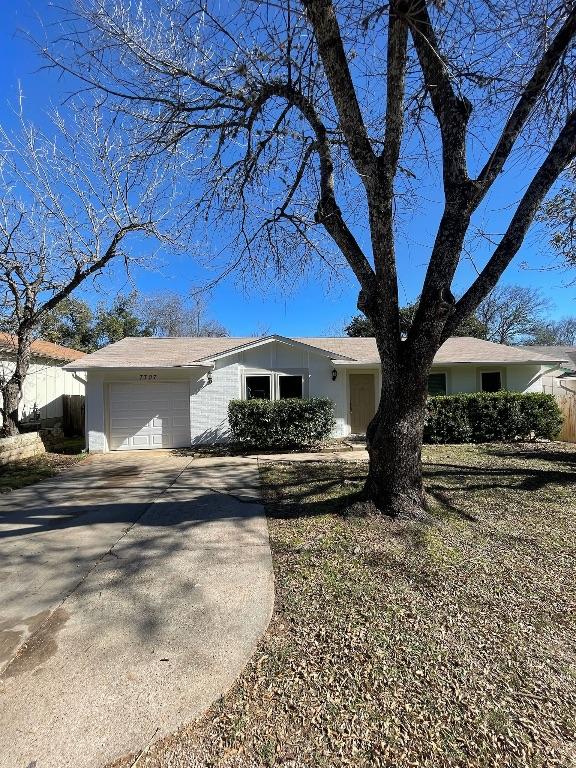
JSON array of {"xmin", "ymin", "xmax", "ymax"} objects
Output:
[{"xmin": 1, "ymin": 1, "xmax": 574, "ymax": 336}]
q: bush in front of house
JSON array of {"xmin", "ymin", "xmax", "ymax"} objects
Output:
[
  {"xmin": 228, "ymin": 397, "xmax": 335, "ymax": 449},
  {"xmin": 424, "ymin": 392, "xmax": 563, "ymax": 444}
]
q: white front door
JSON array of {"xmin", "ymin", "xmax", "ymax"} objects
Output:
[{"xmin": 109, "ymin": 382, "xmax": 190, "ymax": 450}]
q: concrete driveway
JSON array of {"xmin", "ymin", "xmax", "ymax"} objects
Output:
[{"xmin": 0, "ymin": 451, "xmax": 274, "ymax": 768}]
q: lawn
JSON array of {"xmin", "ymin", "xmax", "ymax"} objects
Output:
[
  {"xmin": 0, "ymin": 438, "xmax": 86, "ymax": 491},
  {"xmin": 111, "ymin": 442, "xmax": 576, "ymax": 768}
]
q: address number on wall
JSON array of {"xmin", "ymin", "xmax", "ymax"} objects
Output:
[{"xmin": 139, "ymin": 374, "xmax": 158, "ymax": 381}]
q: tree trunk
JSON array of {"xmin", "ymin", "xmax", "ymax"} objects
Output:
[
  {"xmin": 1, "ymin": 380, "xmax": 21, "ymax": 436},
  {"xmin": 0, "ymin": 330, "xmax": 33, "ymax": 438},
  {"xmin": 364, "ymin": 357, "xmax": 429, "ymax": 519}
]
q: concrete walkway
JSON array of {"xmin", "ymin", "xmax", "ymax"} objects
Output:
[{"xmin": 0, "ymin": 452, "xmax": 274, "ymax": 768}]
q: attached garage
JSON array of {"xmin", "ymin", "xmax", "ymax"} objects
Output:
[{"xmin": 108, "ymin": 381, "xmax": 190, "ymax": 450}]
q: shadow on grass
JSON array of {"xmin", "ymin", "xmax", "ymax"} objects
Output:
[{"xmin": 260, "ymin": 448, "xmax": 576, "ymax": 524}]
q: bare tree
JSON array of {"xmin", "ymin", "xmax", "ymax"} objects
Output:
[
  {"xmin": 539, "ymin": 164, "xmax": 576, "ymax": 267},
  {"xmin": 0, "ymin": 107, "xmax": 181, "ymax": 435},
  {"xmin": 528, "ymin": 316, "xmax": 576, "ymax": 346},
  {"xmin": 475, "ymin": 285, "xmax": 552, "ymax": 345},
  {"xmin": 47, "ymin": 1, "xmax": 576, "ymax": 517},
  {"xmin": 140, "ymin": 291, "xmax": 228, "ymax": 337}
]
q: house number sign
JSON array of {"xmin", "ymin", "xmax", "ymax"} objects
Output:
[{"xmin": 139, "ymin": 374, "xmax": 158, "ymax": 381}]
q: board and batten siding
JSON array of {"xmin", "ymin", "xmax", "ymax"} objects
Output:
[
  {"xmin": 189, "ymin": 341, "xmax": 348, "ymax": 444},
  {"xmin": 0, "ymin": 356, "xmax": 84, "ymax": 426}
]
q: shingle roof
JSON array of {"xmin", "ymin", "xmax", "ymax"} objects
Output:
[
  {"xmin": 64, "ymin": 334, "xmax": 568, "ymax": 370},
  {"xmin": 0, "ymin": 333, "xmax": 85, "ymax": 362},
  {"xmin": 519, "ymin": 345, "xmax": 576, "ymax": 368}
]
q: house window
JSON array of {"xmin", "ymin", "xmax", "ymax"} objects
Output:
[
  {"xmin": 481, "ymin": 371, "xmax": 502, "ymax": 392},
  {"xmin": 279, "ymin": 375, "xmax": 303, "ymax": 399},
  {"xmin": 428, "ymin": 372, "xmax": 447, "ymax": 396},
  {"xmin": 246, "ymin": 375, "xmax": 271, "ymax": 399}
]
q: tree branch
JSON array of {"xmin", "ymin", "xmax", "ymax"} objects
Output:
[
  {"xmin": 252, "ymin": 79, "xmax": 376, "ymax": 291},
  {"xmin": 445, "ymin": 109, "xmax": 576, "ymax": 338},
  {"xmin": 34, "ymin": 222, "xmax": 153, "ymax": 321},
  {"xmin": 303, "ymin": 0, "xmax": 377, "ymax": 179},
  {"xmin": 406, "ymin": 0, "xmax": 473, "ymax": 196},
  {"xmin": 476, "ymin": 8, "xmax": 576, "ymax": 195}
]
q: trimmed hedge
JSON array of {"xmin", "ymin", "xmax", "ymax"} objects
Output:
[
  {"xmin": 424, "ymin": 392, "xmax": 563, "ymax": 444},
  {"xmin": 228, "ymin": 397, "xmax": 335, "ymax": 449}
]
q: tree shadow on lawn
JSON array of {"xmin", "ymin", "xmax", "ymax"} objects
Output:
[
  {"xmin": 262, "ymin": 451, "xmax": 576, "ymax": 525},
  {"xmin": 425, "ymin": 460, "xmax": 576, "ymax": 494}
]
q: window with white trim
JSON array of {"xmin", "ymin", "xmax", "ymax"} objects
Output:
[
  {"xmin": 278, "ymin": 375, "xmax": 303, "ymax": 399},
  {"xmin": 243, "ymin": 371, "xmax": 306, "ymax": 400},
  {"xmin": 245, "ymin": 375, "xmax": 271, "ymax": 400}
]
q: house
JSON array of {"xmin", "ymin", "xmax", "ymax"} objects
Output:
[
  {"xmin": 64, "ymin": 334, "xmax": 571, "ymax": 452},
  {"xmin": 519, "ymin": 345, "xmax": 576, "ymax": 371},
  {"xmin": 0, "ymin": 334, "xmax": 85, "ymax": 427}
]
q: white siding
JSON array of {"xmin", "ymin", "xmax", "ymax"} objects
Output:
[
  {"xmin": 438, "ymin": 363, "xmax": 556, "ymax": 395},
  {"xmin": 85, "ymin": 368, "xmax": 195, "ymax": 453},
  {"xmin": 82, "ymin": 342, "xmax": 564, "ymax": 452},
  {"xmin": 190, "ymin": 362, "xmax": 240, "ymax": 444},
  {"xmin": 0, "ymin": 355, "xmax": 84, "ymax": 426}
]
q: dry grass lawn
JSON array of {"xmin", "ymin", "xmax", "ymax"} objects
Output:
[
  {"xmin": 0, "ymin": 439, "xmax": 85, "ymax": 491},
  {"xmin": 112, "ymin": 442, "xmax": 576, "ymax": 768}
]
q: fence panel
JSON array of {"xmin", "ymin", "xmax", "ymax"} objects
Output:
[
  {"xmin": 542, "ymin": 377, "xmax": 576, "ymax": 443},
  {"xmin": 62, "ymin": 394, "xmax": 85, "ymax": 437}
]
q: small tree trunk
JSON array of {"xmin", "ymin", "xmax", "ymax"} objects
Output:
[
  {"xmin": 1, "ymin": 380, "xmax": 21, "ymax": 436},
  {"xmin": 0, "ymin": 329, "xmax": 33, "ymax": 438},
  {"xmin": 364, "ymin": 358, "xmax": 429, "ymax": 519}
]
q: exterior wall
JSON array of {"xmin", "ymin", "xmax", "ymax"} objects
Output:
[
  {"xmin": 82, "ymin": 345, "xmax": 565, "ymax": 452},
  {"xmin": 439, "ymin": 363, "xmax": 559, "ymax": 395},
  {"xmin": 188, "ymin": 342, "xmax": 349, "ymax": 443},
  {"xmin": 0, "ymin": 356, "xmax": 84, "ymax": 427},
  {"xmin": 84, "ymin": 368, "xmax": 196, "ymax": 453},
  {"xmin": 190, "ymin": 361, "xmax": 240, "ymax": 444}
]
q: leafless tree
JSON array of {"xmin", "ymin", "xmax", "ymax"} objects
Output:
[
  {"xmin": 476, "ymin": 285, "xmax": 552, "ymax": 345},
  {"xmin": 46, "ymin": 0, "xmax": 576, "ymax": 517},
  {"xmin": 140, "ymin": 291, "xmax": 228, "ymax": 337},
  {"xmin": 539, "ymin": 163, "xmax": 576, "ymax": 267},
  {"xmin": 0, "ymin": 106, "xmax": 183, "ymax": 435},
  {"xmin": 528, "ymin": 315, "xmax": 576, "ymax": 346}
]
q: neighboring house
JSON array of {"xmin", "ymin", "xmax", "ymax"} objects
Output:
[
  {"xmin": 0, "ymin": 334, "xmax": 85, "ymax": 427},
  {"xmin": 65, "ymin": 334, "xmax": 570, "ymax": 452},
  {"xmin": 520, "ymin": 345, "xmax": 576, "ymax": 372}
]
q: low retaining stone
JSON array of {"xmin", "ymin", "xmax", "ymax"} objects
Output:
[{"xmin": 0, "ymin": 432, "xmax": 46, "ymax": 465}]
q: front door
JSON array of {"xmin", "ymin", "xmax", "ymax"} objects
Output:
[{"xmin": 349, "ymin": 373, "xmax": 376, "ymax": 434}]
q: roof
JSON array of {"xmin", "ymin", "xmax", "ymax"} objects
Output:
[
  {"xmin": 519, "ymin": 345, "xmax": 576, "ymax": 368},
  {"xmin": 64, "ymin": 334, "xmax": 568, "ymax": 370},
  {"xmin": 0, "ymin": 333, "xmax": 85, "ymax": 362}
]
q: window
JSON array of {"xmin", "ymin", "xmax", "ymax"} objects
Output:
[
  {"xmin": 481, "ymin": 371, "xmax": 502, "ymax": 392},
  {"xmin": 428, "ymin": 372, "xmax": 447, "ymax": 396},
  {"xmin": 279, "ymin": 375, "xmax": 303, "ymax": 399},
  {"xmin": 245, "ymin": 375, "xmax": 271, "ymax": 399}
]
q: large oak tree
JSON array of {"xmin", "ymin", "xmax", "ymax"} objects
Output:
[{"xmin": 48, "ymin": 0, "xmax": 576, "ymax": 517}]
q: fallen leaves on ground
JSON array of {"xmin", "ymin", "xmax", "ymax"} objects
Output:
[{"xmin": 111, "ymin": 442, "xmax": 576, "ymax": 768}]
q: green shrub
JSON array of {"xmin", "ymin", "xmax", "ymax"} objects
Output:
[
  {"xmin": 228, "ymin": 397, "xmax": 335, "ymax": 449},
  {"xmin": 424, "ymin": 392, "xmax": 563, "ymax": 444},
  {"xmin": 424, "ymin": 395, "xmax": 472, "ymax": 444}
]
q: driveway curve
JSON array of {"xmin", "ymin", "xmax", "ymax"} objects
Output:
[{"xmin": 0, "ymin": 452, "xmax": 274, "ymax": 768}]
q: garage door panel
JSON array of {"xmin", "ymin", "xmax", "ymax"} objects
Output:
[{"xmin": 109, "ymin": 382, "xmax": 190, "ymax": 450}]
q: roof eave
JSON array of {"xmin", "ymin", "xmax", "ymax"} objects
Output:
[{"xmin": 195, "ymin": 334, "xmax": 356, "ymax": 363}]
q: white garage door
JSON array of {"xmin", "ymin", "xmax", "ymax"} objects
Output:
[{"xmin": 109, "ymin": 382, "xmax": 190, "ymax": 450}]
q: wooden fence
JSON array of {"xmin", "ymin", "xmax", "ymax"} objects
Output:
[
  {"xmin": 542, "ymin": 377, "xmax": 576, "ymax": 443},
  {"xmin": 62, "ymin": 394, "xmax": 85, "ymax": 437}
]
